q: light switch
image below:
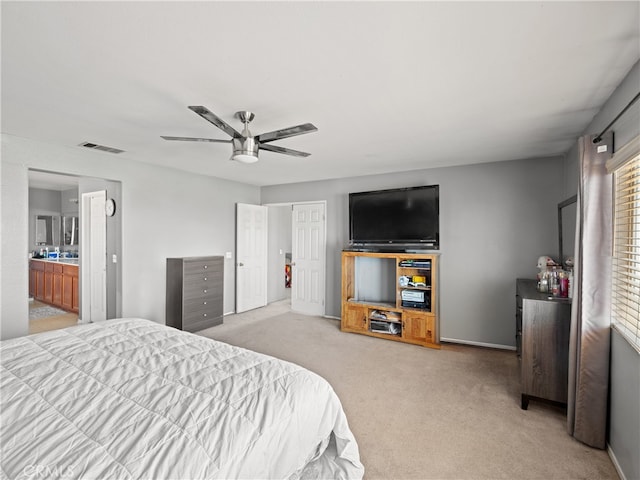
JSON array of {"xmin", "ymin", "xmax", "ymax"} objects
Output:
[
  {"xmin": 112, "ymin": 254, "xmax": 117, "ymax": 264},
  {"xmin": 225, "ymin": 251, "xmax": 233, "ymax": 259}
]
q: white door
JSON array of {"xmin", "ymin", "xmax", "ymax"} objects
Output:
[
  {"xmin": 80, "ymin": 190, "xmax": 107, "ymax": 322},
  {"xmin": 236, "ymin": 203, "xmax": 268, "ymax": 313},
  {"xmin": 291, "ymin": 203, "xmax": 326, "ymax": 316}
]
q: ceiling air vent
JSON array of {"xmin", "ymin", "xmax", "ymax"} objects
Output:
[{"xmin": 79, "ymin": 142, "xmax": 125, "ymax": 154}]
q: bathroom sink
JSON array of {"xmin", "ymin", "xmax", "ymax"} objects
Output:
[{"xmin": 58, "ymin": 258, "xmax": 79, "ymax": 264}]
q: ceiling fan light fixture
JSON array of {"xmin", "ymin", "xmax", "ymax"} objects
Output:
[
  {"xmin": 232, "ymin": 136, "xmax": 259, "ymax": 163},
  {"xmin": 232, "ymin": 153, "xmax": 259, "ymax": 164}
]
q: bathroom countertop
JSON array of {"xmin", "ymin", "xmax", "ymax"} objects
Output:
[{"xmin": 30, "ymin": 257, "xmax": 79, "ymax": 264}]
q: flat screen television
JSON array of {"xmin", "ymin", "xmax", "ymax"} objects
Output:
[{"xmin": 348, "ymin": 185, "xmax": 439, "ymax": 250}]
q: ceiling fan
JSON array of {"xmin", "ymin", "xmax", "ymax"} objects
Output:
[{"xmin": 161, "ymin": 106, "xmax": 318, "ymax": 164}]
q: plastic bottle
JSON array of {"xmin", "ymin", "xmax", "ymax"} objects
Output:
[
  {"xmin": 568, "ymin": 270, "xmax": 574, "ymax": 298},
  {"xmin": 551, "ymin": 270, "xmax": 560, "ymax": 297}
]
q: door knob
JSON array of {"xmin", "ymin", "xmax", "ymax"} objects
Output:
[{"xmin": 238, "ymin": 262, "xmax": 244, "ymax": 267}]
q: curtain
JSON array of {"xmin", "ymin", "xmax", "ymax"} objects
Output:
[{"xmin": 567, "ymin": 133, "xmax": 613, "ymax": 449}]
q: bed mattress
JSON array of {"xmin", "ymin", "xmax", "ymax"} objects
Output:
[{"xmin": 0, "ymin": 318, "xmax": 363, "ymax": 479}]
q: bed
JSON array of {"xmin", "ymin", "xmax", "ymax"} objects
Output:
[{"xmin": 0, "ymin": 318, "xmax": 364, "ymax": 479}]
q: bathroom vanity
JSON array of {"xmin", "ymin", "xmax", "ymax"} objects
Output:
[{"xmin": 30, "ymin": 259, "xmax": 79, "ymax": 313}]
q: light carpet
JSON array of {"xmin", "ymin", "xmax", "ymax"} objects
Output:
[{"xmin": 198, "ymin": 301, "xmax": 618, "ymax": 480}]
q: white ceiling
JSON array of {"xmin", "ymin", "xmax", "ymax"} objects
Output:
[{"xmin": 2, "ymin": 2, "xmax": 639, "ymax": 187}]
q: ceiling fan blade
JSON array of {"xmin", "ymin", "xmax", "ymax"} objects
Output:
[
  {"xmin": 259, "ymin": 143, "xmax": 311, "ymax": 157},
  {"xmin": 161, "ymin": 135, "xmax": 230, "ymax": 143},
  {"xmin": 256, "ymin": 123, "xmax": 317, "ymax": 144},
  {"xmin": 188, "ymin": 106, "xmax": 243, "ymax": 139}
]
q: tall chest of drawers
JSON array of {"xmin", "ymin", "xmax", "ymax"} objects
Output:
[
  {"xmin": 516, "ymin": 278, "xmax": 571, "ymax": 409},
  {"xmin": 166, "ymin": 256, "xmax": 224, "ymax": 332}
]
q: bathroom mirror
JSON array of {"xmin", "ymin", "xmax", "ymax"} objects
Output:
[
  {"xmin": 63, "ymin": 216, "xmax": 79, "ymax": 246},
  {"xmin": 35, "ymin": 215, "xmax": 61, "ymax": 246},
  {"xmin": 558, "ymin": 195, "xmax": 577, "ymax": 268}
]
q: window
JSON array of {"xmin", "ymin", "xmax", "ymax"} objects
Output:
[{"xmin": 611, "ymin": 152, "xmax": 640, "ymax": 350}]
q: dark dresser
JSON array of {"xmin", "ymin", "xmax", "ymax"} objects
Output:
[
  {"xmin": 166, "ymin": 256, "xmax": 224, "ymax": 332},
  {"xmin": 516, "ymin": 278, "xmax": 571, "ymax": 409}
]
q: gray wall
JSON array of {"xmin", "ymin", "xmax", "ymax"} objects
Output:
[
  {"xmin": 563, "ymin": 60, "xmax": 639, "ymax": 480},
  {"xmin": 1, "ymin": 134, "xmax": 260, "ymax": 339},
  {"xmin": 60, "ymin": 188, "xmax": 79, "ymax": 216},
  {"xmin": 262, "ymin": 155, "xmax": 565, "ymax": 348}
]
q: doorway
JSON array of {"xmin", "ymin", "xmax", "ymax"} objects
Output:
[
  {"xmin": 28, "ymin": 171, "xmax": 81, "ymax": 333},
  {"xmin": 265, "ymin": 201, "xmax": 326, "ymax": 316},
  {"xmin": 27, "ymin": 169, "xmax": 122, "ymax": 332}
]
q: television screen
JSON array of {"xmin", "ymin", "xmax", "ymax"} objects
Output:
[{"xmin": 349, "ymin": 185, "xmax": 439, "ymax": 249}]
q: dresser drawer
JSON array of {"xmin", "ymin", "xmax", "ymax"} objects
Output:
[
  {"xmin": 183, "ymin": 258, "xmax": 223, "ymax": 275},
  {"xmin": 183, "ymin": 295, "xmax": 222, "ymax": 315},
  {"xmin": 183, "ymin": 271, "xmax": 223, "ymax": 288},
  {"xmin": 183, "ymin": 307, "xmax": 218, "ymax": 325},
  {"xmin": 183, "ymin": 282, "xmax": 221, "ymax": 301},
  {"xmin": 182, "ymin": 311, "xmax": 223, "ymax": 332}
]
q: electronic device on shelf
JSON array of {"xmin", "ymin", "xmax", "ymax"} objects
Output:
[
  {"xmin": 348, "ymin": 185, "xmax": 440, "ymax": 252},
  {"xmin": 401, "ymin": 289, "xmax": 430, "ymax": 309},
  {"xmin": 399, "ymin": 259, "xmax": 432, "ymax": 268},
  {"xmin": 370, "ymin": 319, "xmax": 402, "ymax": 335}
]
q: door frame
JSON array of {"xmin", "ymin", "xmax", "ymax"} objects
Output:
[
  {"xmin": 265, "ymin": 200, "xmax": 327, "ymax": 316},
  {"xmin": 25, "ymin": 169, "xmax": 122, "ymax": 327}
]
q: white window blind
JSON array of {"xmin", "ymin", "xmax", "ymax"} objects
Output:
[{"xmin": 611, "ymin": 153, "xmax": 640, "ymax": 350}]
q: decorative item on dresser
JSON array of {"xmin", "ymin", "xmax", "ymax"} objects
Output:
[
  {"xmin": 516, "ymin": 278, "xmax": 571, "ymax": 410},
  {"xmin": 166, "ymin": 256, "xmax": 224, "ymax": 332}
]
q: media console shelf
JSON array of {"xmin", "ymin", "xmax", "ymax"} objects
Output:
[{"xmin": 341, "ymin": 251, "xmax": 440, "ymax": 349}]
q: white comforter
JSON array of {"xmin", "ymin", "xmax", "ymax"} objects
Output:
[{"xmin": 0, "ymin": 319, "xmax": 364, "ymax": 479}]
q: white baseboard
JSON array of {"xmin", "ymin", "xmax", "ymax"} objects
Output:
[
  {"xmin": 608, "ymin": 444, "xmax": 626, "ymax": 480},
  {"xmin": 324, "ymin": 315, "xmax": 340, "ymax": 320},
  {"xmin": 440, "ymin": 337, "xmax": 516, "ymax": 351}
]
